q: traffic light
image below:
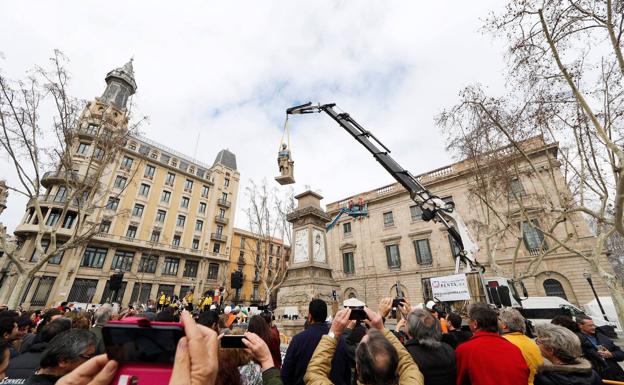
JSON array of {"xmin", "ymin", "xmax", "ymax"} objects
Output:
[{"xmin": 231, "ymin": 271, "xmax": 243, "ymax": 289}]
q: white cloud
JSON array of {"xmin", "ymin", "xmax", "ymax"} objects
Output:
[{"xmin": 0, "ymin": 0, "xmax": 508, "ymax": 233}]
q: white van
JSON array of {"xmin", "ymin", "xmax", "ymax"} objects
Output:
[{"xmin": 519, "ymin": 296, "xmax": 618, "ymax": 335}]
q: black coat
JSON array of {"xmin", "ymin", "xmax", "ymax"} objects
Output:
[
  {"xmin": 281, "ymin": 323, "xmax": 351, "ymax": 385},
  {"xmin": 405, "ymin": 339, "xmax": 456, "ymax": 385},
  {"xmin": 577, "ymin": 331, "xmax": 624, "ymax": 381},
  {"xmin": 6, "ymin": 341, "xmax": 49, "ymax": 380},
  {"xmin": 25, "ymin": 374, "xmax": 60, "ymax": 385},
  {"xmin": 534, "ymin": 359, "xmax": 602, "ymax": 385},
  {"xmin": 441, "ymin": 330, "xmax": 472, "ymax": 350}
]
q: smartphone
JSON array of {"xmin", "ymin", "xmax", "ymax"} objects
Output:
[
  {"xmin": 103, "ymin": 320, "xmax": 185, "ymax": 385},
  {"xmin": 349, "ymin": 308, "xmax": 368, "ymax": 321},
  {"xmin": 220, "ymin": 335, "xmax": 246, "ymax": 349},
  {"xmin": 392, "ymin": 298, "xmax": 406, "ymax": 308}
]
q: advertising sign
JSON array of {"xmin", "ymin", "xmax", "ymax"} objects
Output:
[{"xmin": 430, "ymin": 273, "xmax": 471, "ymax": 302}]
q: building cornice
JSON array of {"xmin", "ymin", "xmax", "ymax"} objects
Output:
[{"xmin": 326, "ymin": 136, "xmax": 559, "ymax": 215}]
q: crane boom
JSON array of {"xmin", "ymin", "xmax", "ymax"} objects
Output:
[{"xmin": 287, "ymin": 102, "xmax": 482, "ymax": 273}]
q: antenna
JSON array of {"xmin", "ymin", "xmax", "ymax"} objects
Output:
[{"xmin": 192, "ymin": 131, "xmax": 201, "ymax": 160}]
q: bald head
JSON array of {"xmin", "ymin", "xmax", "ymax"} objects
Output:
[{"xmin": 356, "ymin": 330, "xmax": 399, "ymax": 385}]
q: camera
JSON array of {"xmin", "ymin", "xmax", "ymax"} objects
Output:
[
  {"xmin": 103, "ymin": 317, "xmax": 184, "ymax": 385},
  {"xmin": 348, "ymin": 307, "xmax": 368, "ymax": 321}
]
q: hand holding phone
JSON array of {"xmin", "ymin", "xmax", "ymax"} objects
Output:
[
  {"xmin": 391, "ymin": 298, "xmax": 405, "ymax": 308},
  {"xmin": 242, "ymin": 332, "xmax": 273, "ymax": 370}
]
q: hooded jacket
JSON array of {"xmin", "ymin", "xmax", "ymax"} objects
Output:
[{"xmin": 534, "ymin": 359, "xmax": 602, "ymax": 385}]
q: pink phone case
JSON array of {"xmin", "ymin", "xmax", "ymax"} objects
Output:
[{"xmin": 111, "ymin": 363, "xmax": 173, "ymax": 385}]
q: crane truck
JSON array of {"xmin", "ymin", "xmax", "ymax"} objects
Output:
[{"xmin": 284, "ymin": 102, "xmax": 620, "ymax": 335}]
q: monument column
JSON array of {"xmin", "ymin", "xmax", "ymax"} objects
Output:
[{"xmin": 276, "ymin": 190, "xmax": 339, "ymax": 336}]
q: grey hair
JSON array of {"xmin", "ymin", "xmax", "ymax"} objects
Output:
[
  {"xmin": 40, "ymin": 329, "xmax": 96, "ymax": 368},
  {"xmin": 498, "ymin": 307, "xmax": 526, "ymax": 333},
  {"xmin": 94, "ymin": 304, "xmax": 113, "ymax": 326},
  {"xmin": 407, "ymin": 309, "xmax": 442, "ymax": 348},
  {"xmin": 535, "ymin": 324, "xmax": 581, "ymax": 364}
]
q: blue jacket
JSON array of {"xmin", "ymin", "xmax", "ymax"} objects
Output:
[{"xmin": 281, "ymin": 323, "xmax": 350, "ymax": 385}]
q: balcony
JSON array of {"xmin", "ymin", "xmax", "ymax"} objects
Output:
[
  {"xmin": 41, "ymin": 170, "xmax": 97, "ymax": 189},
  {"xmin": 94, "ymin": 233, "xmax": 205, "ymax": 256},
  {"xmin": 27, "ymin": 194, "xmax": 87, "ymax": 212},
  {"xmin": 214, "ymin": 215, "xmax": 229, "ymax": 225},
  {"xmin": 74, "ymin": 125, "xmax": 117, "ymax": 142},
  {"xmin": 217, "ymin": 199, "xmax": 231, "ymax": 208},
  {"xmin": 210, "ymin": 233, "xmax": 228, "ymax": 242}
]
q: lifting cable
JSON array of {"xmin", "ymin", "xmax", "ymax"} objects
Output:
[{"xmin": 278, "ymin": 115, "xmax": 291, "ymax": 152}]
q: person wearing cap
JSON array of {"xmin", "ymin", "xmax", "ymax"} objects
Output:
[
  {"xmin": 224, "ymin": 306, "xmax": 237, "ymax": 329},
  {"xmin": 426, "ymin": 301, "xmax": 449, "ymax": 333}
]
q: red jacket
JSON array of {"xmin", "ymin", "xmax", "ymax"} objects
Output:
[
  {"xmin": 456, "ymin": 330, "xmax": 529, "ymax": 385},
  {"xmin": 269, "ymin": 325, "xmax": 282, "ymax": 369}
]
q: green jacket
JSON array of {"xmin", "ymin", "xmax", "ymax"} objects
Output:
[
  {"xmin": 262, "ymin": 367, "xmax": 283, "ymax": 385},
  {"xmin": 304, "ymin": 329, "xmax": 424, "ymax": 385}
]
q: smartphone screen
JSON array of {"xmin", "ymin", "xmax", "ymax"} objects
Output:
[
  {"xmin": 349, "ymin": 308, "xmax": 367, "ymax": 321},
  {"xmin": 103, "ymin": 325, "xmax": 184, "ymax": 364},
  {"xmin": 220, "ymin": 335, "xmax": 246, "ymax": 349}
]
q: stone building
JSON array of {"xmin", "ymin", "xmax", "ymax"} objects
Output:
[
  {"xmin": 326, "ymin": 137, "xmax": 612, "ymax": 308},
  {"xmin": 227, "ymin": 228, "xmax": 289, "ymax": 306},
  {"xmin": 7, "ymin": 61, "xmax": 240, "ymax": 308}
]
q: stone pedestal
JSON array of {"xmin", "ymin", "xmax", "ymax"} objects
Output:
[{"xmin": 276, "ymin": 190, "xmax": 338, "ymax": 335}]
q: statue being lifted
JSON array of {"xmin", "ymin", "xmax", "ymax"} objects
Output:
[{"xmin": 275, "ymin": 118, "xmax": 295, "ymax": 185}]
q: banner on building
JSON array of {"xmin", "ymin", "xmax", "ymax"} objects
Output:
[{"xmin": 430, "ymin": 273, "xmax": 471, "ymax": 302}]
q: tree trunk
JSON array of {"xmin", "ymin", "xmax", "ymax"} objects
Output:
[
  {"xmin": 0, "ymin": 274, "xmax": 17, "ymax": 305},
  {"xmin": 7, "ymin": 273, "xmax": 31, "ymax": 309},
  {"xmin": 597, "ymin": 266, "xmax": 624, "ymax": 329}
]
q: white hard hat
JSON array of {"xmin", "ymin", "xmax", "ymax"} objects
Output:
[
  {"xmin": 224, "ymin": 305, "xmax": 232, "ymax": 314},
  {"xmin": 426, "ymin": 300, "xmax": 436, "ymax": 310},
  {"xmin": 210, "ymin": 305, "xmax": 217, "ymax": 310},
  {"xmin": 343, "ymin": 298, "xmax": 366, "ymax": 308}
]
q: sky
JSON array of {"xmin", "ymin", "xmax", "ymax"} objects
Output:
[{"xmin": 0, "ymin": 1, "xmax": 508, "ymax": 233}]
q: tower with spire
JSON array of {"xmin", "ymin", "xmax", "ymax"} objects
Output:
[{"xmin": 101, "ymin": 59, "xmax": 137, "ymax": 110}]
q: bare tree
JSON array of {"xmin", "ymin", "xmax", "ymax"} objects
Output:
[
  {"xmin": 438, "ymin": 0, "xmax": 624, "ymax": 325},
  {"xmin": 244, "ymin": 179, "xmax": 293, "ymax": 306},
  {"xmin": 0, "ymin": 51, "xmax": 142, "ymax": 308}
]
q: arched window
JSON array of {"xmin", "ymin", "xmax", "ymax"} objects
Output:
[
  {"xmin": 344, "ymin": 288, "xmax": 358, "ymax": 300},
  {"xmin": 389, "ymin": 284, "xmax": 408, "ymax": 299},
  {"xmin": 543, "ymin": 278, "xmax": 568, "ymax": 300}
]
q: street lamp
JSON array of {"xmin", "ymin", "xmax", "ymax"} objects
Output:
[{"xmin": 583, "ymin": 272, "xmax": 609, "ymax": 322}]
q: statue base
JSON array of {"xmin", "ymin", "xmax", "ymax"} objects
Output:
[{"xmin": 275, "ymin": 265, "xmax": 338, "ymax": 334}]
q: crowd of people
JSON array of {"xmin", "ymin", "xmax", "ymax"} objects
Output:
[{"xmin": 0, "ymin": 296, "xmax": 621, "ymax": 385}]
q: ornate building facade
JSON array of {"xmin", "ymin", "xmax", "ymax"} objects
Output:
[
  {"xmin": 326, "ymin": 137, "xmax": 612, "ymax": 309},
  {"xmin": 227, "ymin": 228, "xmax": 289, "ymax": 306},
  {"xmin": 6, "ymin": 61, "xmax": 240, "ymax": 308}
]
